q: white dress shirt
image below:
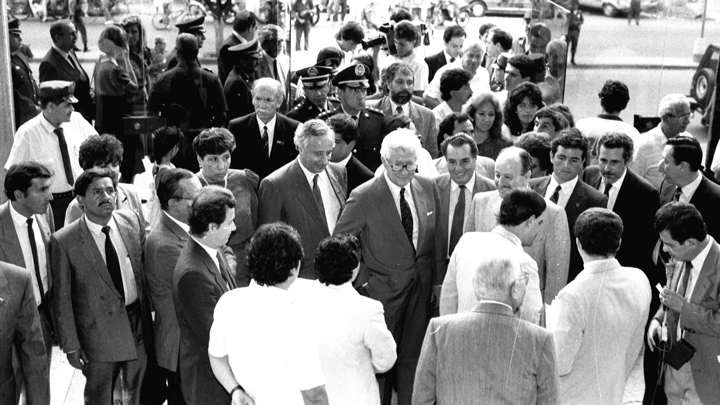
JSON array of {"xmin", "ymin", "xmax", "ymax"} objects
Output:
[
  {"xmin": 9, "ymin": 203, "xmax": 48, "ymax": 306},
  {"xmin": 599, "ymin": 169, "xmax": 627, "ymax": 211},
  {"xmin": 256, "ymin": 114, "xmax": 278, "ymax": 157},
  {"xmin": 677, "ymin": 237, "xmax": 712, "ymax": 337},
  {"xmin": 423, "ymin": 60, "xmax": 491, "ymax": 102},
  {"xmin": 447, "ymin": 173, "xmax": 475, "ymax": 255},
  {"xmin": 544, "ymin": 175, "xmax": 579, "ymax": 208},
  {"xmin": 432, "ymin": 101, "xmax": 454, "ymax": 124},
  {"xmin": 298, "ymin": 162, "xmax": 341, "ymax": 234},
  {"xmin": 384, "ymin": 173, "xmax": 419, "ymax": 249},
  {"xmin": 676, "ymin": 172, "xmax": 703, "ymax": 203},
  {"xmin": 84, "ymin": 216, "xmax": 138, "ymax": 305},
  {"xmin": 389, "ymin": 100, "xmax": 408, "ymax": 116}
]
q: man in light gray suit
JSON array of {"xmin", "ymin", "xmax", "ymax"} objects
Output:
[
  {"xmin": 413, "ymin": 253, "xmax": 560, "ymax": 404},
  {"xmin": 367, "ymin": 62, "xmax": 439, "ymax": 159},
  {"xmin": 466, "ymin": 146, "xmax": 570, "ymax": 303}
]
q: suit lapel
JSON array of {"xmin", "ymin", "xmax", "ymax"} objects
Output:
[
  {"xmin": 269, "ymin": 115, "xmax": 288, "ymax": 161},
  {"xmin": 290, "ymin": 161, "xmax": 328, "ymax": 230},
  {"xmin": 437, "ymin": 176, "xmax": 451, "ymax": 237},
  {"xmin": 51, "ymin": 48, "xmax": 79, "ymax": 79},
  {"xmin": 0, "ymin": 203, "xmax": 25, "ymax": 267},
  {"xmin": 613, "ymin": 170, "xmax": 637, "ymax": 215},
  {"xmin": 189, "ymin": 238, "xmax": 228, "ymax": 293},
  {"xmin": 376, "ymin": 177, "xmax": 412, "ymax": 246},
  {"xmin": 77, "ymin": 218, "xmax": 123, "ymax": 300},
  {"xmin": 690, "ymin": 240, "xmax": 719, "ymax": 304},
  {"xmin": 114, "ymin": 213, "xmax": 143, "ymax": 298},
  {"xmin": 690, "ymin": 176, "xmax": 708, "ymax": 206},
  {"xmin": 411, "ymin": 179, "xmax": 428, "ymax": 254}
]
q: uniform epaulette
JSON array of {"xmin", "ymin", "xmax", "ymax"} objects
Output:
[
  {"xmin": 367, "ymin": 107, "xmax": 384, "ymax": 115},
  {"xmin": 291, "ymin": 102, "xmax": 304, "ymax": 112},
  {"xmin": 202, "ymin": 68, "xmax": 214, "ymax": 73}
]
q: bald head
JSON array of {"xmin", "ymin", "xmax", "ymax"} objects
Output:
[{"xmin": 495, "ymin": 147, "xmax": 532, "ymax": 198}]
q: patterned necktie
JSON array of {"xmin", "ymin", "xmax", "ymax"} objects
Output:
[
  {"xmin": 603, "ymin": 182, "xmax": 612, "ymax": 197},
  {"xmin": 101, "ymin": 226, "xmax": 125, "ymax": 300},
  {"xmin": 216, "ymin": 252, "xmax": 236, "ymax": 290},
  {"xmin": 313, "ymin": 174, "xmax": 328, "ymax": 228},
  {"xmin": 54, "ymin": 128, "xmax": 75, "ymax": 186},
  {"xmin": 448, "ymin": 185, "xmax": 466, "ymax": 256},
  {"xmin": 396, "ymin": 106, "xmax": 403, "ymax": 116},
  {"xmin": 26, "ymin": 218, "xmax": 45, "ymax": 299},
  {"xmin": 673, "ymin": 188, "xmax": 682, "ymax": 202},
  {"xmin": 262, "ymin": 125, "xmax": 269, "ymax": 157},
  {"xmin": 549, "ymin": 184, "xmax": 562, "ymax": 204},
  {"xmin": 400, "ymin": 188, "xmax": 413, "ymax": 247}
]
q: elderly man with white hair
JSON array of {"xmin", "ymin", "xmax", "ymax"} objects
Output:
[
  {"xmin": 630, "ymin": 93, "xmax": 693, "ymax": 189},
  {"xmin": 422, "ymin": 39, "xmax": 489, "ymax": 109},
  {"xmin": 413, "ymin": 253, "xmax": 560, "ymax": 404},
  {"xmin": 334, "ymin": 128, "xmax": 441, "ymax": 405}
]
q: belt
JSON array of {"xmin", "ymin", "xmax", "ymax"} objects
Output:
[{"xmin": 52, "ymin": 190, "xmax": 74, "ymax": 198}]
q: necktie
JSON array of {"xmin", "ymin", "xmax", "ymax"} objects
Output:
[
  {"xmin": 273, "ymin": 59, "xmax": 279, "ymax": 80},
  {"xmin": 449, "ymin": 57, "xmax": 455, "ymax": 63},
  {"xmin": 673, "ymin": 188, "xmax": 682, "ymax": 202},
  {"xmin": 54, "ymin": 128, "xmax": 75, "ymax": 186},
  {"xmin": 313, "ymin": 174, "xmax": 328, "ymax": 228},
  {"xmin": 400, "ymin": 188, "xmax": 413, "ymax": 248},
  {"xmin": 603, "ymin": 182, "xmax": 612, "ymax": 197},
  {"xmin": 26, "ymin": 218, "xmax": 45, "ymax": 300},
  {"xmin": 101, "ymin": 226, "xmax": 125, "ymax": 301},
  {"xmin": 677, "ymin": 262, "xmax": 692, "ymax": 299},
  {"xmin": 351, "ymin": 115, "xmax": 358, "ymax": 121},
  {"xmin": 448, "ymin": 185, "xmax": 466, "ymax": 256},
  {"xmin": 549, "ymin": 184, "xmax": 562, "ymax": 204},
  {"xmin": 67, "ymin": 54, "xmax": 79, "ymax": 71},
  {"xmin": 396, "ymin": 106, "xmax": 404, "ymax": 116},
  {"xmin": 216, "ymin": 252, "xmax": 236, "ymax": 290},
  {"xmin": 262, "ymin": 125, "xmax": 269, "ymax": 157}
]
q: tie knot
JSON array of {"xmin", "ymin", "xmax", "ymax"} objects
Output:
[
  {"xmin": 685, "ymin": 261, "xmax": 693, "ymax": 270},
  {"xmin": 26, "ymin": 217, "xmax": 33, "ymax": 227},
  {"xmin": 264, "ymin": 125, "xmax": 267, "ymax": 130},
  {"xmin": 102, "ymin": 226, "xmax": 111, "ymax": 236},
  {"xmin": 458, "ymin": 184, "xmax": 466, "ymax": 191},
  {"xmin": 54, "ymin": 127, "xmax": 64, "ymax": 136},
  {"xmin": 396, "ymin": 106, "xmax": 403, "ymax": 115}
]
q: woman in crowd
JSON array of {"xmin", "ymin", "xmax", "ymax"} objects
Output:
[
  {"xmin": 120, "ymin": 15, "xmax": 152, "ymax": 116},
  {"xmin": 502, "ymin": 82, "xmax": 544, "ymax": 141},
  {"xmin": 464, "ymin": 92, "xmax": 512, "ymax": 160}
]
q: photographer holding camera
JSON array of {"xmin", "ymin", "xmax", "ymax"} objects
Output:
[{"xmin": 380, "ymin": 20, "xmax": 429, "ymax": 98}]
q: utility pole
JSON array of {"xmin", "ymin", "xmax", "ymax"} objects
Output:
[{"xmin": 0, "ymin": 9, "xmax": 16, "ymax": 203}]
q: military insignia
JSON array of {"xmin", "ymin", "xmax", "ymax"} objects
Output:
[
  {"xmin": 324, "ymin": 60, "xmax": 332, "ymax": 66},
  {"xmin": 355, "ymin": 64, "xmax": 365, "ymax": 77},
  {"xmin": 308, "ymin": 67, "xmax": 318, "ymax": 77}
]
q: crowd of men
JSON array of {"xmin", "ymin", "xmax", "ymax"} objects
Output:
[{"xmin": 3, "ymin": 3, "xmax": 720, "ymax": 405}]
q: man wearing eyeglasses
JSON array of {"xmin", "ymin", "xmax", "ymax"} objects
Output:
[
  {"xmin": 334, "ymin": 128, "xmax": 441, "ymax": 405},
  {"xmin": 630, "ymin": 94, "xmax": 693, "ymax": 190}
]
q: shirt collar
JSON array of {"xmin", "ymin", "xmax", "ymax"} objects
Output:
[
  {"xmin": 550, "ymin": 174, "xmax": 578, "ymax": 193},
  {"xmin": 39, "ymin": 112, "xmax": 59, "ymax": 131},
  {"xmin": 325, "ymin": 281, "xmax": 356, "ymax": 293},
  {"xmin": 163, "ymin": 211, "xmax": 190, "ymax": 233},
  {"xmin": 582, "ymin": 258, "xmax": 620, "ymax": 274},
  {"xmin": 191, "ymin": 235, "xmax": 219, "ymax": 260},
  {"xmin": 249, "ymin": 279, "xmax": 292, "ymax": 300},
  {"xmin": 384, "ymin": 172, "xmax": 410, "ymax": 196},
  {"xmin": 338, "ymin": 153, "xmax": 353, "ymax": 167},
  {"xmin": 597, "ymin": 113, "xmax": 623, "ymax": 121},
  {"xmin": 84, "ymin": 214, "xmax": 116, "ymax": 236},
  {"xmin": 603, "ymin": 168, "xmax": 627, "ymax": 189},
  {"xmin": 390, "ymin": 99, "xmax": 409, "ymax": 113},
  {"xmin": 444, "ymin": 50, "xmax": 456, "ymax": 63},
  {"xmin": 492, "ymin": 225, "xmax": 522, "ymax": 247},
  {"xmin": 256, "ymin": 114, "xmax": 277, "ymax": 129},
  {"xmin": 681, "ymin": 173, "xmax": 703, "ymax": 200},
  {"xmin": 298, "ymin": 159, "xmax": 327, "ymax": 185},
  {"xmin": 9, "ymin": 202, "xmax": 33, "ymax": 227},
  {"xmin": 477, "ymin": 300, "xmax": 513, "ymax": 311},
  {"xmin": 53, "ymin": 44, "xmax": 70, "ymax": 59},
  {"xmin": 450, "ymin": 173, "xmax": 475, "ymax": 192},
  {"xmin": 691, "ymin": 236, "xmax": 713, "ymax": 271}
]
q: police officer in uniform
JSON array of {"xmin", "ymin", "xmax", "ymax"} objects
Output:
[
  {"xmin": 9, "ymin": 19, "xmax": 41, "ymax": 129},
  {"xmin": 225, "ymin": 38, "xmax": 262, "ymax": 121},
  {"xmin": 318, "ymin": 64, "xmax": 385, "ymax": 171},
  {"xmin": 166, "ymin": 15, "xmax": 206, "ymax": 70},
  {"xmin": 287, "ymin": 64, "xmax": 339, "ymax": 123}
]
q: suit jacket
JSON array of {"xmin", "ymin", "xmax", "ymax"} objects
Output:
[
  {"xmin": 660, "ymin": 174, "xmax": 720, "ymax": 242},
  {"xmin": 434, "ymin": 173, "xmax": 496, "ymax": 281},
  {"xmin": 530, "ymin": 176, "xmax": 608, "ymax": 283},
  {"xmin": 466, "ymin": 191, "xmax": 570, "ymax": 303},
  {"xmin": 11, "ymin": 52, "xmax": 41, "ymax": 129},
  {"xmin": 345, "ymin": 155, "xmax": 373, "ymax": 194},
  {"xmin": 653, "ymin": 238, "xmax": 720, "ymax": 405},
  {"xmin": 367, "ymin": 97, "xmax": 439, "ymax": 159},
  {"xmin": 258, "ymin": 160, "xmax": 347, "ymax": 278},
  {"xmin": 217, "ymin": 33, "xmax": 243, "ymax": 85},
  {"xmin": 39, "ymin": 47, "xmax": 94, "ymax": 122},
  {"xmin": 413, "ymin": 302, "xmax": 560, "ymax": 405},
  {"xmin": 424, "ymin": 51, "xmax": 447, "ymax": 83},
  {"xmin": 173, "ymin": 237, "xmax": 235, "ymax": 405},
  {"xmin": 317, "ymin": 106, "xmax": 386, "ymax": 171},
  {"xmin": 144, "ymin": 212, "xmax": 188, "ymax": 372},
  {"xmin": 49, "ymin": 210, "xmax": 149, "ymax": 362},
  {"xmin": 0, "ymin": 262, "xmax": 50, "ymax": 405},
  {"xmin": 228, "ymin": 112, "xmax": 300, "ymax": 180},
  {"xmin": 224, "ymin": 68, "xmax": 255, "ymax": 122},
  {"xmin": 582, "ymin": 167, "xmax": 660, "ymax": 274}
]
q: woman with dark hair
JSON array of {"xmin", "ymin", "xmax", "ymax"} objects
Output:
[
  {"xmin": 464, "ymin": 92, "xmax": 513, "ymax": 160},
  {"xmin": 502, "ymin": 82, "xmax": 543, "ymax": 141},
  {"xmin": 120, "ymin": 15, "xmax": 152, "ymax": 116}
]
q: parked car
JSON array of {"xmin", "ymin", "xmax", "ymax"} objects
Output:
[
  {"xmin": 689, "ymin": 43, "xmax": 719, "ymax": 116},
  {"xmin": 466, "ymin": 0, "xmax": 532, "ymax": 17},
  {"xmin": 578, "ymin": 0, "xmax": 630, "ymax": 16}
]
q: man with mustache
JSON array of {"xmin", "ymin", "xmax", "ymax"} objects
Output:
[{"xmin": 367, "ymin": 62, "xmax": 439, "ymax": 158}]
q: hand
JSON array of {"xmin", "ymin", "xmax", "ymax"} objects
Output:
[
  {"xmin": 660, "ymin": 288, "xmax": 686, "ymax": 313},
  {"xmin": 67, "ymin": 350, "xmax": 88, "ymax": 370},
  {"xmin": 232, "ymin": 389, "xmax": 255, "ymax": 405},
  {"xmin": 431, "ymin": 285, "xmax": 442, "ymax": 309},
  {"xmin": 646, "ymin": 319, "xmax": 661, "ymax": 352}
]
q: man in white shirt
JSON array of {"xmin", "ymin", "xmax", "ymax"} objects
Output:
[
  {"xmin": 423, "ymin": 40, "xmax": 489, "ymax": 110},
  {"xmin": 432, "ymin": 68, "xmax": 472, "ymax": 125},
  {"xmin": 382, "ymin": 21, "xmax": 429, "ymax": 97}
]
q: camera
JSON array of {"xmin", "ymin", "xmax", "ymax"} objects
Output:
[{"xmin": 360, "ymin": 21, "xmax": 429, "ymax": 55}]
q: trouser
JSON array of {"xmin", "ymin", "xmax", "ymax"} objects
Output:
[
  {"xmin": 567, "ymin": 29, "xmax": 580, "ymax": 58},
  {"xmin": 50, "ymin": 191, "xmax": 74, "ymax": 231},
  {"xmin": 295, "ymin": 23, "xmax": 311, "ymax": 51},
  {"xmin": 72, "ymin": 14, "xmax": 87, "ymax": 48},
  {"xmin": 159, "ymin": 367, "xmax": 186, "ymax": 405},
  {"xmin": 665, "ymin": 363, "xmax": 703, "ymax": 404},
  {"xmin": 15, "ymin": 302, "xmax": 54, "ymax": 405},
  {"xmin": 332, "ymin": 0, "xmax": 346, "ymax": 21}
]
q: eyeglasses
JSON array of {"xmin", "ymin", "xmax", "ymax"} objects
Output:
[
  {"xmin": 389, "ymin": 162, "xmax": 417, "ymax": 173},
  {"xmin": 668, "ymin": 112, "xmax": 693, "ymax": 121}
]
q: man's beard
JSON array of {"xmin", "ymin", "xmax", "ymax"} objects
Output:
[{"xmin": 390, "ymin": 90, "xmax": 412, "ymax": 105}]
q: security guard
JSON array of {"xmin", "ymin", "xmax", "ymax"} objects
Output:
[
  {"xmin": 9, "ymin": 19, "xmax": 41, "ymax": 129},
  {"xmin": 166, "ymin": 15, "xmax": 206, "ymax": 70},
  {"xmin": 287, "ymin": 64, "xmax": 339, "ymax": 123},
  {"xmin": 318, "ymin": 64, "xmax": 384, "ymax": 171},
  {"xmin": 225, "ymin": 38, "xmax": 262, "ymax": 121}
]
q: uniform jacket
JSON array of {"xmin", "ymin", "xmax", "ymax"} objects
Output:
[
  {"xmin": 224, "ymin": 68, "xmax": 255, "ymax": 122},
  {"xmin": 367, "ymin": 97, "xmax": 439, "ymax": 159},
  {"xmin": 11, "ymin": 52, "xmax": 41, "ymax": 129},
  {"xmin": 217, "ymin": 33, "xmax": 243, "ymax": 85},
  {"xmin": 318, "ymin": 106, "xmax": 385, "ymax": 172}
]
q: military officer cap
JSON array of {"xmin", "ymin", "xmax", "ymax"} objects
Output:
[
  {"xmin": 8, "ymin": 18, "xmax": 21, "ymax": 35},
  {"xmin": 296, "ymin": 64, "xmax": 333, "ymax": 89},
  {"xmin": 229, "ymin": 38, "xmax": 262, "ymax": 59},
  {"xmin": 332, "ymin": 64, "xmax": 369, "ymax": 88},
  {"xmin": 176, "ymin": 15, "xmax": 205, "ymax": 33},
  {"xmin": 40, "ymin": 81, "xmax": 79, "ymax": 103},
  {"xmin": 316, "ymin": 56, "xmax": 342, "ymax": 72}
]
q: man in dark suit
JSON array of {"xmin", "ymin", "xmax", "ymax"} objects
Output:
[
  {"xmin": 259, "ymin": 119, "xmax": 347, "ymax": 278},
  {"xmin": 433, "ymin": 134, "xmax": 495, "ymax": 283},
  {"xmin": 39, "ymin": 20, "xmax": 94, "ymax": 122},
  {"xmin": 0, "ymin": 261, "xmax": 50, "ymax": 405},
  {"xmin": 659, "ymin": 136, "xmax": 720, "ymax": 241},
  {"xmin": 318, "ymin": 64, "xmax": 385, "ymax": 172},
  {"xmin": 145, "ymin": 169, "xmax": 202, "ymax": 404},
  {"xmin": 424, "ymin": 25, "xmax": 465, "ymax": 83},
  {"xmin": 50, "ymin": 168, "xmax": 150, "ymax": 405},
  {"xmin": 367, "ymin": 62, "xmax": 440, "ymax": 159},
  {"xmin": 228, "ymin": 77, "xmax": 300, "ymax": 180},
  {"xmin": 224, "ymin": 39, "xmax": 261, "ymax": 121},
  {"xmin": 217, "ymin": 10, "xmax": 257, "ymax": 84},
  {"xmin": 530, "ymin": 130, "xmax": 607, "ymax": 283},
  {"xmin": 9, "ymin": 19, "xmax": 40, "ymax": 129},
  {"xmin": 173, "ymin": 186, "xmax": 239, "ymax": 405},
  {"xmin": 327, "ymin": 113, "xmax": 373, "ymax": 193},
  {"xmin": 334, "ymin": 128, "xmax": 441, "ymax": 405}
]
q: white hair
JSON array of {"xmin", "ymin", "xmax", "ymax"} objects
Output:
[
  {"xmin": 473, "ymin": 253, "xmax": 522, "ymax": 301},
  {"xmin": 463, "ymin": 39, "xmax": 485, "ymax": 55},
  {"xmin": 294, "ymin": 119, "xmax": 333, "ymax": 150},
  {"xmin": 252, "ymin": 78, "xmax": 285, "ymax": 102},
  {"xmin": 658, "ymin": 93, "xmax": 690, "ymax": 117},
  {"xmin": 380, "ymin": 128, "xmax": 421, "ymax": 160}
]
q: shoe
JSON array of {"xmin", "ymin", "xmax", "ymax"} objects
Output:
[
  {"xmin": 571, "ymin": 59, "xmax": 576, "ymax": 65},
  {"xmin": 83, "ymin": 46, "xmax": 89, "ymax": 52}
]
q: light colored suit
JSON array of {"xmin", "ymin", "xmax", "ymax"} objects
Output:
[
  {"xmin": 366, "ymin": 97, "xmax": 439, "ymax": 159},
  {"xmin": 258, "ymin": 159, "xmax": 347, "ymax": 279},
  {"xmin": 440, "ymin": 229, "xmax": 543, "ymax": 324},
  {"xmin": 466, "ymin": 190, "xmax": 570, "ymax": 303},
  {"xmin": 291, "ymin": 279, "xmax": 397, "ymax": 405},
  {"xmin": 547, "ymin": 258, "xmax": 650, "ymax": 405},
  {"xmin": 413, "ymin": 302, "xmax": 560, "ymax": 404}
]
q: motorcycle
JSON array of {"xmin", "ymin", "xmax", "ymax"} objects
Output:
[{"xmin": 429, "ymin": 0, "xmax": 471, "ymax": 27}]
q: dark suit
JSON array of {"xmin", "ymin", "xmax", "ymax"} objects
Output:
[
  {"xmin": 660, "ymin": 174, "xmax": 720, "ymax": 242},
  {"xmin": 334, "ymin": 174, "xmax": 441, "ymax": 405},
  {"xmin": 0, "ymin": 262, "xmax": 50, "ymax": 405},
  {"xmin": 530, "ymin": 176, "xmax": 608, "ymax": 283},
  {"xmin": 424, "ymin": 51, "xmax": 447, "ymax": 83},
  {"xmin": 217, "ymin": 34, "xmax": 243, "ymax": 85},
  {"xmin": 224, "ymin": 68, "xmax": 255, "ymax": 122},
  {"xmin": 11, "ymin": 51, "xmax": 41, "ymax": 129},
  {"xmin": 318, "ymin": 106, "xmax": 385, "ymax": 172},
  {"xmin": 434, "ymin": 173, "xmax": 496, "ymax": 283},
  {"xmin": 344, "ymin": 155, "xmax": 373, "ymax": 194},
  {"xmin": 39, "ymin": 47, "xmax": 94, "ymax": 122},
  {"xmin": 173, "ymin": 238, "xmax": 236, "ymax": 405},
  {"xmin": 50, "ymin": 210, "xmax": 151, "ymax": 405},
  {"xmin": 228, "ymin": 112, "xmax": 300, "ymax": 180},
  {"xmin": 258, "ymin": 160, "xmax": 347, "ymax": 278}
]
